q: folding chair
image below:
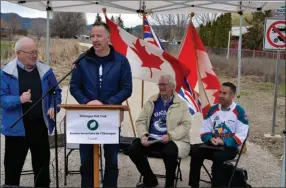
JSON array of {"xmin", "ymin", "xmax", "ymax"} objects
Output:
[
  {"xmin": 137, "ymin": 151, "xmax": 183, "ymax": 188},
  {"xmin": 199, "ymin": 130, "xmax": 250, "ymax": 187}
]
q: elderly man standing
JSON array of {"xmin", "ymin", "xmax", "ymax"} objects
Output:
[
  {"xmin": 0, "ymin": 37, "xmax": 62, "ymax": 187},
  {"xmin": 128, "ymin": 75, "xmax": 192, "ymax": 188}
]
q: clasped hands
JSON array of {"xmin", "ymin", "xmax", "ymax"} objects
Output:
[
  {"xmin": 210, "ymin": 137, "xmax": 224, "ymax": 146},
  {"xmin": 141, "ymin": 134, "xmax": 169, "ymax": 147},
  {"xmin": 87, "ymin": 100, "xmax": 103, "ymax": 105}
]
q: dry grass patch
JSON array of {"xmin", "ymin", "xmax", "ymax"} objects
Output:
[{"xmin": 210, "ymin": 54, "xmax": 285, "ymax": 84}]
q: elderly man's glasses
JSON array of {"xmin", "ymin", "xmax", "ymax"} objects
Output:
[
  {"xmin": 19, "ymin": 50, "xmax": 39, "ymax": 55},
  {"xmin": 158, "ymin": 83, "xmax": 169, "ymax": 87}
]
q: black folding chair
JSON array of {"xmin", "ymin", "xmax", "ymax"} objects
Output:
[
  {"xmin": 137, "ymin": 151, "xmax": 183, "ymax": 188},
  {"xmin": 200, "ymin": 130, "xmax": 250, "ymax": 187}
]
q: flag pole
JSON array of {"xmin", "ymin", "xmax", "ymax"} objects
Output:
[
  {"xmin": 188, "ymin": 12, "xmax": 212, "ymax": 108},
  {"xmin": 103, "ymin": 8, "xmax": 136, "ymax": 137},
  {"xmin": 140, "ymin": 2, "xmax": 146, "ymax": 108}
]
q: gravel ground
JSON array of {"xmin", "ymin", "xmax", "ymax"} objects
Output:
[{"xmin": 0, "ymin": 79, "xmax": 283, "ymax": 187}]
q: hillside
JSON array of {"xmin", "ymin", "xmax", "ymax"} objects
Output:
[{"xmin": 1, "ymin": 12, "xmax": 47, "ymax": 29}]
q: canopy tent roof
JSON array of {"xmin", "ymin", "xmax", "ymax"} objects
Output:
[{"xmin": 10, "ymin": 1, "xmax": 284, "ymax": 14}]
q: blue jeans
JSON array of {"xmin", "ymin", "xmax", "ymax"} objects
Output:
[{"xmin": 79, "ymin": 144, "xmax": 120, "ymax": 187}]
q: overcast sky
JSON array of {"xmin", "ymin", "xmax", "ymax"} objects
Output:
[{"xmin": 1, "ymin": 1, "xmax": 143, "ymax": 27}]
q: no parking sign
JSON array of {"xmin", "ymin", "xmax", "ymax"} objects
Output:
[{"xmin": 263, "ymin": 17, "xmax": 286, "ymax": 51}]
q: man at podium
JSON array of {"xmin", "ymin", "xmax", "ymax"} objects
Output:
[
  {"xmin": 128, "ymin": 75, "xmax": 192, "ymax": 188},
  {"xmin": 70, "ymin": 22, "xmax": 132, "ymax": 187}
]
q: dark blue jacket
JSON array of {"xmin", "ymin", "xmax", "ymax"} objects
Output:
[{"xmin": 70, "ymin": 46, "xmax": 132, "ymax": 105}]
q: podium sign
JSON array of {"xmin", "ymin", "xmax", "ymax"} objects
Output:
[
  {"xmin": 66, "ymin": 110, "xmax": 120, "ymax": 144},
  {"xmin": 59, "ymin": 104, "xmax": 129, "ymax": 188}
]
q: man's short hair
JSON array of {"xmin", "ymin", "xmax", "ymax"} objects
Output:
[
  {"xmin": 160, "ymin": 74, "xmax": 176, "ymax": 89},
  {"xmin": 92, "ymin": 21, "xmax": 110, "ymax": 33},
  {"xmin": 15, "ymin": 37, "xmax": 35, "ymax": 53},
  {"xmin": 222, "ymin": 82, "xmax": 236, "ymax": 95}
]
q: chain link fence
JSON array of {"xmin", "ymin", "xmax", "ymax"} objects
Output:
[{"xmin": 206, "ymin": 47, "xmax": 286, "ymax": 60}]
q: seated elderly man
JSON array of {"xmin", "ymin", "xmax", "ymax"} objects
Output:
[
  {"xmin": 188, "ymin": 82, "xmax": 249, "ymax": 188},
  {"xmin": 128, "ymin": 75, "xmax": 192, "ymax": 188}
]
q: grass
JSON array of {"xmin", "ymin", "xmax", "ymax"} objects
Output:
[
  {"xmin": 240, "ymin": 91, "xmax": 249, "ymax": 96},
  {"xmin": 257, "ymin": 82, "xmax": 286, "ymax": 97},
  {"xmin": 0, "ymin": 41, "xmax": 13, "ymax": 60},
  {"xmin": 210, "ymin": 54, "xmax": 285, "ymax": 84}
]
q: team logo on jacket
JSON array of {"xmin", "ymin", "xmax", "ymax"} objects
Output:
[
  {"xmin": 154, "ymin": 118, "xmax": 167, "ymax": 132},
  {"xmin": 87, "ymin": 120, "xmax": 99, "ymax": 131},
  {"xmin": 215, "ymin": 122, "xmax": 231, "ymax": 134}
]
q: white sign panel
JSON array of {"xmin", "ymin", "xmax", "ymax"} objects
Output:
[
  {"xmin": 264, "ymin": 17, "xmax": 286, "ymax": 51},
  {"xmin": 66, "ymin": 110, "xmax": 120, "ymax": 144},
  {"xmin": 274, "ymin": 8, "xmax": 285, "ymax": 17}
]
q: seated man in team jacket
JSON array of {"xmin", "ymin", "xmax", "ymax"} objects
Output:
[
  {"xmin": 128, "ymin": 74, "xmax": 192, "ymax": 188},
  {"xmin": 188, "ymin": 82, "xmax": 249, "ymax": 188}
]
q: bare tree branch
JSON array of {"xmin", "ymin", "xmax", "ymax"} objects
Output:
[
  {"xmin": 51, "ymin": 12, "xmax": 87, "ymax": 38},
  {"xmin": 7, "ymin": 15, "xmax": 20, "ymax": 35},
  {"xmin": 194, "ymin": 13, "xmax": 219, "ymax": 26},
  {"xmin": 31, "ymin": 19, "xmax": 45, "ymax": 41},
  {"xmin": 150, "ymin": 14, "xmax": 189, "ymax": 40}
]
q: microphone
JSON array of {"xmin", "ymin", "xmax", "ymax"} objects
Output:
[{"xmin": 72, "ymin": 49, "xmax": 89, "ymax": 65}]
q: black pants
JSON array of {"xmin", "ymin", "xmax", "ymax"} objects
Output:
[
  {"xmin": 79, "ymin": 143, "xmax": 120, "ymax": 188},
  {"xmin": 4, "ymin": 119, "xmax": 50, "ymax": 187},
  {"xmin": 128, "ymin": 138, "xmax": 179, "ymax": 187},
  {"xmin": 189, "ymin": 143, "xmax": 237, "ymax": 188}
]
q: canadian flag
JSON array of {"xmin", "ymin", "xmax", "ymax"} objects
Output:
[
  {"xmin": 105, "ymin": 15, "xmax": 189, "ymax": 92},
  {"xmin": 177, "ymin": 22, "xmax": 221, "ymax": 116}
]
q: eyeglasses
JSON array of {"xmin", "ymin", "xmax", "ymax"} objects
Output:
[
  {"xmin": 157, "ymin": 83, "xmax": 169, "ymax": 87},
  {"xmin": 19, "ymin": 50, "xmax": 39, "ymax": 55}
]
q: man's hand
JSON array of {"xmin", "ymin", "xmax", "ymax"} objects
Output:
[
  {"xmin": 20, "ymin": 89, "xmax": 32, "ymax": 104},
  {"xmin": 161, "ymin": 134, "xmax": 169, "ymax": 144},
  {"xmin": 87, "ymin": 100, "xmax": 103, "ymax": 105},
  {"xmin": 141, "ymin": 135, "xmax": 149, "ymax": 147},
  {"xmin": 215, "ymin": 137, "xmax": 224, "ymax": 145},
  {"xmin": 47, "ymin": 108, "xmax": 55, "ymax": 120},
  {"xmin": 210, "ymin": 138, "xmax": 218, "ymax": 145}
]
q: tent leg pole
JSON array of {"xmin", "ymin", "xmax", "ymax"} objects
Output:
[{"xmin": 237, "ymin": 11, "xmax": 243, "ymax": 103}]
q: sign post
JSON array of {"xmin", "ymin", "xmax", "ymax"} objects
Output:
[
  {"xmin": 263, "ymin": 17, "xmax": 285, "ymax": 187},
  {"xmin": 263, "ymin": 17, "xmax": 286, "ymax": 138}
]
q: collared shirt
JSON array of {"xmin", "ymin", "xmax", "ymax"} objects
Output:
[
  {"xmin": 218, "ymin": 102, "xmax": 235, "ymax": 111},
  {"xmin": 17, "ymin": 59, "xmax": 35, "ymax": 72},
  {"xmin": 161, "ymin": 94, "xmax": 174, "ymax": 107}
]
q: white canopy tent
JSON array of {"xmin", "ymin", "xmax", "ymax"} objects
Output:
[{"xmin": 9, "ymin": 0, "xmax": 284, "ymax": 99}]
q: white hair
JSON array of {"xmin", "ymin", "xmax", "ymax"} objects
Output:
[
  {"xmin": 14, "ymin": 37, "xmax": 35, "ymax": 53},
  {"xmin": 160, "ymin": 74, "xmax": 176, "ymax": 89}
]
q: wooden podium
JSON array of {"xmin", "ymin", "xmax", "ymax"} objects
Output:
[{"xmin": 59, "ymin": 104, "xmax": 129, "ymax": 188}]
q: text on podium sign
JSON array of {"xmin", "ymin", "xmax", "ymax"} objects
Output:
[{"xmin": 66, "ymin": 110, "xmax": 120, "ymax": 144}]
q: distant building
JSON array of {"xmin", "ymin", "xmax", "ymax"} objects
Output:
[{"xmin": 231, "ymin": 26, "xmax": 250, "ymax": 49}]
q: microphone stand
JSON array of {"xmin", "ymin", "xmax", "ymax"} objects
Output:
[{"xmin": 9, "ymin": 66, "xmax": 76, "ymax": 188}]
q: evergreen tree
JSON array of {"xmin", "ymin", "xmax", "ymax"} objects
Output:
[
  {"xmin": 111, "ymin": 15, "xmax": 115, "ymax": 23},
  {"xmin": 243, "ymin": 10, "xmax": 272, "ymax": 49},
  {"xmin": 94, "ymin": 13, "xmax": 102, "ymax": 23},
  {"xmin": 116, "ymin": 15, "xmax": 124, "ymax": 28}
]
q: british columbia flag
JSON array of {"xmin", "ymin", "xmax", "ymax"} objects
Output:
[{"xmin": 143, "ymin": 15, "xmax": 201, "ymax": 115}]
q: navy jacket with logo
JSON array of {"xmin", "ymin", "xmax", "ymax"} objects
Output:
[{"xmin": 70, "ymin": 45, "xmax": 132, "ymax": 105}]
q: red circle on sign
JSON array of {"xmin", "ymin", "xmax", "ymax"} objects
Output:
[{"xmin": 266, "ymin": 20, "xmax": 286, "ymax": 48}]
